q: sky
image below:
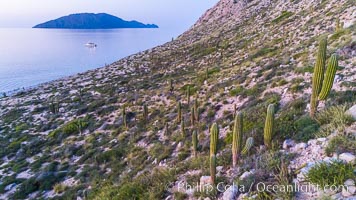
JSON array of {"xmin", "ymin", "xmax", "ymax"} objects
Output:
[{"xmin": 0, "ymin": 0, "xmax": 218, "ymax": 30}]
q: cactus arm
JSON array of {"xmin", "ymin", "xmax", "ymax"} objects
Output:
[
  {"xmin": 318, "ymin": 54, "xmax": 338, "ymax": 100},
  {"xmin": 310, "ymin": 37, "xmax": 327, "ymax": 117},
  {"xmin": 192, "ymin": 130, "xmax": 198, "ymax": 157},
  {"xmin": 177, "ymin": 101, "xmax": 182, "ymax": 123},
  {"xmin": 232, "ymin": 112, "xmax": 243, "ymax": 168},
  {"xmin": 210, "ymin": 123, "xmax": 219, "ymax": 156},
  {"xmin": 264, "ymin": 104, "xmax": 275, "ymax": 149},
  {"xmin": 241, "ymin": 137, "xmax": 254, "ymax": 155}
]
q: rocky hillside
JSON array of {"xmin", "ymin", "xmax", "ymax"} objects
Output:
[{"xmin": 0, "ymin": 0, "xmax": 355, "ymax": 199}]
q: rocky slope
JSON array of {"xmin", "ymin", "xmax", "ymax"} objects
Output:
[{"xmin": 0, "ymin": 0, "xmax": 355, "ymax": 199}]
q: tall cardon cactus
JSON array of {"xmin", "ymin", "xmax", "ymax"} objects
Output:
[{"xmin": 232, "ymin": 112, "xmax": 243, "ymax": 168}]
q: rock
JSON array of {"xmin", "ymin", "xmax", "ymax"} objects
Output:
[
  {"xmin": 283, "ymin": 139, "xmax": 295, "ymax": 149},
  {"xmin": 330, "ymin": 193, "xmax": 342, "ymax": 199},
  {"xmin": 217, "ymin": 166, "xmax": 224, "ymax": 172},
  {"xmin": 177, "ymin": 142, "xmax": 183, "ymax": 149},
  {"xmin": 316, "ymin": 138, "xmax": 327, "ymax": 142},
  {"xmin": 223, "ymin": 185, "xmax": 239, "ymax": 200},
  {"xmin": 295, "ymin": 142, "xmax": 308, "ymax": 150},
  {"xmin": 165, "ymin": 195, "xmax": 173, "ymax": 200},
  {"xmin": 342, "ymin": 186, "xmax": 356, "ymax": 197},
  {"xmin": 200, "ymin": 176, "xmax": 212, "ymax": 185},
  {"xmin": 344, "ymin": 179, "xmax": 355, "ymax": 186},
  {"xmin": 240, "ymin": 170, "xmax": 254, "ymax": 180},
  {"xmin": 259, "ymin": 145, "xmax": 266, "ymax": 151},
  {"xmin": 339, "ymin": 153, "xmax": 355, "ymax": 163},
  {"xmin": 346, "ymin": 104, "xmax": 356, "ymax": 120},
  {"xmin": 342, "ymin": 179, "xmax": 356, "ymax": 197},
  {"xmin": 4, "ymin": 183, "xmax": 16, "ymax": 191}
]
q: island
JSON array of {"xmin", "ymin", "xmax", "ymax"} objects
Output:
[{"xmin": 33, "ymin": 13, "xmax": 158, "ymax": 29}]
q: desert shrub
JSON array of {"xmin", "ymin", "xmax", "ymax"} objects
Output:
[
  {"xmin": 293, "ymin": 115, "xmax": 319, "ymax": 142},
  {"xmin": 294, "ymin": 65, "xmax": 313, "ymax": 74},
  {"xmin": 229, "ymin": 86, "xmax": 244, "ymax": 96},
  {"xmin": 149, "ymin": 143, "xmax": 173, "ymax": 162},
  {"xmin": 90, "ymin": 168, "xmax": 176, "ymax": 200},
  {"xmin": 53, "ymin": 183, "xmax": 67, "ymax": 194},
  {"xmin": 2, "ymin": 109, "xmax": 25, "ymax": 124},
  {"xmin": 325, "ymin": 135, "xmax": 356, "ymax": 155},
  {"xmin": 95, "ymin": 148, "xmax": 125, "ymax": 164},
  {"xmin": 174, "ymin": 192, "xmax": 188, "ymax": 200},
  {"xmin": 272, "ymin": 11, "xmax": 294, "ymax": 23},
  {"xmin": 315, "ymin": 104, "xmax": 354, "ymax": 137},
  {"xmin": 15, "ymin": 123, "xmax": 29, "ymax": 133},
  {"xmin": 305, "ymin": 160, "xmax": 355, "ymax": 188}
]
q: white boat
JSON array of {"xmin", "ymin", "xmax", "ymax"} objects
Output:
[{"xmin": 85, "ymin": 42, "xmax": 97, "ymax": 48}]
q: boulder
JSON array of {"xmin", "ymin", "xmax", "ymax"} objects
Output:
[
  {"xmin": 240, "ymin": 170, "xmax": 255, "ymax": 180},
  {"xmin": 346, "ymin": 104, "xmax": 356, "ymax": 120},
  {"xmin": 342, "ymin": 179, "xmax": 356, "ymax": 197},
  {"xmin": 200, "ymin": 176, "xmax": 212, "ymax": 185},
  {"xmin": 339, "ymin": 153, "xmax": 355, "ymax": 163},
  {"xmin": 223, "ymin": 185, "xmax": 239, "ymax": 200},
  {"xmin": 294, "ymin": 142, "xmax": 308, "ymax": 150}
]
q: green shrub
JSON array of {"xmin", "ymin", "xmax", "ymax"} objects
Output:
[
  {"xmin": 15, "ymin": 123, "xmax": 29, "ymax": 133},
  {"xmin": 272, "ymin": 11, "xmax": 294, "ymax": 23},
  {"xmin": 325, "ymin": 135, "xmax": 356, "ymax": 155},
  {"xmin": 293, "ymin": 116, "xmax": 319, "ymax": 142},
  {"xmin": 2, "ymin": 109, "xmax": 25, "ymax": 124},
  {"xmin": 174, "ymin": 192, "xmax": 188, "ymax": 200},
  {"xmin": 305, "ymin": 160, "xmax": 355, "ymax": 188},
  {"xmin": 229, "ymin": 86, "xmax": 244, "ymax": 96},
  {"xmin": 295, "ymin": 66, "xmax": 314, "ymax": 74},
  {"xmin": 12, "ymin": 178, "xmax": 38, "ymax": 199},
  {"xmin": 315, "ymin": 104, "xmax": 354, "ymax": 137}
]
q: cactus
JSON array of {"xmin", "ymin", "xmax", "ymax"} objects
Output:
[
  {"xmin": 192, "ymin": 130, "xmax": 198, "ymax": 157},
  {"xmin": 169, "ymin": 79, "xmax": 174, "ymax": 93},
  {"xmin": 336, "ymin": 18, "xmax": 340, "ymax": 31},
  {"xmin": 181, "ymin": 119, "xmax": 185, "ymax": 138},
  {"xmin": 241, "ymin": 137, "xmax": 254, "ymax": 155},
  {"xmin": 210, "ymin": 155, "xmax": 216, "ymax": 185},
  {"xmin": 177, "ymin": 101, "xmax": 182, "ymax": 123},
  {"xmin": 196, "ymin": 108, "xmax": 200, "ymax": 123},
  {"xmin": 264, "ymin": 104, "xmax": 275, "ymax": 149},
  {"xmin": 164, "ymin": 122, "xmax": 169, "ymax": 136},
  {"xmin": 232, "ymin": 112, "xmax": 243, "ymax": 168},
  {"xmin": 194, "ymin": 99, "xmax": 199, "ymax": 122},
  {"xmin": 49, "ymin": 100, "xmax": 60, "ymax": 114},
  {"xmin": 335, "ymin": 18, "xmax": 343, "ymax": 31},
  {"xmin": 310, "ymin": 37, "xmax": 327, "ymax": 118},
  {"xmin": 122, "ymin": 106, "xmax": 127, "ymax": 128},
  {"xmin": 190, "ymin": 107, "xmax": 195, "ymax": 126},
  {"xmin": 143, "ymin": 104, "xmax": 148, "ymax": 122},
  {"xmin": 206, "ymin": 67, "xmax": 209, "ymax": 79},
  {"xmin": 186, "ymin": 86, "xmax": 191, "ymax": 105},
  {"xmin": 210, "ymin": 123, "xmax": 219, "ymax": 156},
  {"xmin": 318, "ymin": 54, "xmax": 338, "ymax": 100}
]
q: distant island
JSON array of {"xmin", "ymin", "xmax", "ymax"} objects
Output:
[{"xmin": 33, "ymin": 13, "xmax": 159, "ymax": 29}]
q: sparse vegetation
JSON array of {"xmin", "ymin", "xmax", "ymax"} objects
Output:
[
  {"xmin": 0, "ymin": 0, "xmax": 355, "ymax": 199},
  {"xmin": 305, "ymin": 160, "xmax": 355, "ymax": 188}
]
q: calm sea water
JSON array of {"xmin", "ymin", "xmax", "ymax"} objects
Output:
[{"xmin": 0, "ymin": 28, "xmax": 181, "ymax": 94}]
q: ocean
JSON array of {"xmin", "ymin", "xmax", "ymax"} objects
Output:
[{"xmin": 0, "ymin": 27, "xmax": 182, "ymax": 94}]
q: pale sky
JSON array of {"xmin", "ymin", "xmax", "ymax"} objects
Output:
[{"xmin": 0, "ymin": 0, "xmax": 218, "ymax": 29}]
